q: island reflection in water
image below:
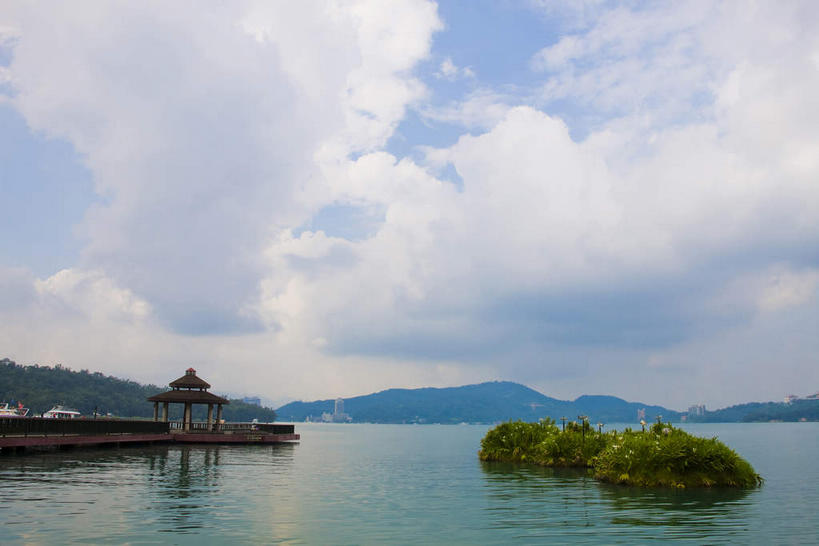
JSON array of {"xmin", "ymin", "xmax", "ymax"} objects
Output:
[{"xmin": 480, "ymin": 460, "xmax": 754, "ymax": 541}]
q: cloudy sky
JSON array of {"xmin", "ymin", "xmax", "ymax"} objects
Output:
[{"xmin": 1, "ymin": 1, "xmax": 817, "ymax": 409}]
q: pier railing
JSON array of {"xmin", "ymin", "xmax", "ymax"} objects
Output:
[
  {"xmin": 0, "ymin": 417, "xmax": 170, "ymax": 437},
  {"xmin": 168, "ymin": 421, "xmax": 295, "ymax": 434}
]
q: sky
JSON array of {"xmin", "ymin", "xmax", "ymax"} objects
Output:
[{"xmin": 1, "ymin": 0, "xmax": 817, "ymax": 410}]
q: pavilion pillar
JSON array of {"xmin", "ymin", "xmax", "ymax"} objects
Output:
[
  {"xmin": 184, "ymin": 402, "xmax": 191, "ymax": 431},
  {"xmin": 162, "ymin": 402, "xmax": 169, "ymax": 422},
  {"xmin": 207, "ymin": 404, "xmax": 213, "ymax": 432},
  {"xmin": 216, "ymin": 404, "xmax": 223, "ymax": 431},
  {"xmin": 153, "ymin": 402, "xmax": 159, "ymax": 422}
]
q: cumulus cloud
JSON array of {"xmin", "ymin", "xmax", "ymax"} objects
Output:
[
  {"xmin": 1, "ymin": 1, "xmax": 818, "ymax": 407},
  {"xmin": 252, "ymin": 2, "xmax": 819, "ymax": 405},
  {"xmin": 3, "ymin": 0, "xmax": 441, "ymax": 335},
  {"xmin": 34, "ymin": 269, "xmax": 151, "ymax": 322}
]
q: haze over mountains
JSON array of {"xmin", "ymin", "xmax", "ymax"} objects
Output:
[{"xmin": 276, "ymin": 381, "xmax": 681, "ymax": 424}]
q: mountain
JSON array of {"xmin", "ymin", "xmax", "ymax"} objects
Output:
[
  {"xmin": 688, "ymin": 399, "xmax": 819, "ymax": 422},
  {"xmin": 0, "ymin": 358, "xmax": 277, "ymax": 422},
  {"xmin": 276, "ymin": 381, "xmax": 682, "ymax": 424},
  {"xmin": 572, "ymin": 395, "xmax": 677, "ymax": 424}
]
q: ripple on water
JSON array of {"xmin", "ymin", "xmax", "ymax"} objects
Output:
[{"xmin": 0, "ymin": 423, "xmax": 817, "ymax": 543}]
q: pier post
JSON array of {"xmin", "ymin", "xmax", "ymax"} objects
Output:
[
  {"xmin": 184, "ymin": 402, "xmax": 191, "ymax": 431},
  {"xmin": 162, "ymin": 402, "xmax": 168, "ymax": 422},
  {"xmin": 153, "ymin": 402, "xmax": 159, "ymax": 422},
  {"xmin": 207, "ymin": 404, "xmax": 213, "ymax": 432},
  {"xmin": 216, "ymin": 404, "xmax": 223, "ymax": 431}
]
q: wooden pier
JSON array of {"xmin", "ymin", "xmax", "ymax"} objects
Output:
[
  {"xmin": 0, "ymin": 417, "xmax": 298, "ymax": 453},
  {"xmin": 1, "ymin": 368, "xmax": 298, "ymax": 454}
]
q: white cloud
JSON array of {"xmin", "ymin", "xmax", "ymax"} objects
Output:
[
  {"xmin": 251, "ymin": 1, "xmax": 819, "ymax": 406},
  {"xmin": 419, "ymin": 89, "xmax": 512, "ymax": 129},
  {"xmin": 1, "ymin": 1, "xmax": 818, "ymax": 408},
  {"xmin": 3, "ymin": 0, "xmax": 441, "ymax": 335},
  {"xmin": 434, "ymin": 57, "xmax": 475, "ymax": 81},
  {"xmin": 35, "ymin": 268, "xmax": 151, "ymax": 322}
]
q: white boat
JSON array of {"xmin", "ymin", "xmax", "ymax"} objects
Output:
[
  {"xmin": 0, "ymin": 402, "xmax": 30, "ymax": 417},
  {"xmin": 42, "ymin": 405, "xmax": 81, "ymax": 419}
]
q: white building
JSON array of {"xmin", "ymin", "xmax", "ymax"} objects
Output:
[{"xmin": 687, "ymin": 404, "xmax": 706, "ymax": 417}]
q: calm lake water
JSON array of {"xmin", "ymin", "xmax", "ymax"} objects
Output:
[{"xmin": 1, "ymin": 422, "xmax": 817, "ymax": 544}]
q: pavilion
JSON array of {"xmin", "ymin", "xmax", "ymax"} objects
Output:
[{"xmin": 147, "ymin": 368, "xmax": 230, "ymax": 432}]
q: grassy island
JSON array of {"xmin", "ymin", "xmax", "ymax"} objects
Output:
[{"xmin": 479, "ymin": 418, "xmax": 762, "ymax": 488}]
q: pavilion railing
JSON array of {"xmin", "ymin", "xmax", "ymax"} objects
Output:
[{"xmin": 0, "ymin": 417, "xmax": 170, "ymax": 437}]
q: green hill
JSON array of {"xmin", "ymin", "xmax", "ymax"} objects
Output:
[
  {"xmin": 276, "ymin": 381, "xmax": 682, "ymax": 424},
  {"xmin": 0, "ymin": 358, "xmax": 276, "ymax": 422},
  {"xmin": 688, "ymin": 399, "xmax": 819, "ymax": 422}
]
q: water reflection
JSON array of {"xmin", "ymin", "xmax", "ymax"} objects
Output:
[
  {"xmin": 147, "ymin": 447, "xmax": 225, "ymax": 533},
  {"xmin": 146, "ymin": 445, "xmax": 296, "ymax": 534},
  {"xmin": 0, "ymin": 444, "xmax": 298, "ymax": 541},
  {"xmin": 480, "ymin": 461, "xmax": 755, "ymax": 541},
  {"xmin": 1, "ymin": 424, "xmax": 811, "ymax": 543},
  {"xmin": 480, "ymin": 462, "xmax": 601, "ymax": 539},
  {"xmin": 597, "ymin": 482, "xmax": 754, "ymax": 539}
]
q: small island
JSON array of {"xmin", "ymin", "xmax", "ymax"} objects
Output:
[{"xmin": 479, "ymin": 418, "xmax": 762, "ymax": 488}]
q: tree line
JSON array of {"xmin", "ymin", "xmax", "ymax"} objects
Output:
[{"xmin": 0, "ymin": 358, "xmax": 276, "ymax": 422}]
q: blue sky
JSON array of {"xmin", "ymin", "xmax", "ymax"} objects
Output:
[
  {"xmin": 0, "ymin": 104, "xmax": 95, "ymax": 275},
  {"xmin": 1, "ymin": 1, "xmax": 818, "ymax": 408}
]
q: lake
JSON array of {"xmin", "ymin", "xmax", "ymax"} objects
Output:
[{"xmin": 1, "ymin": 422, "xmax": 817, "ymax": 543}]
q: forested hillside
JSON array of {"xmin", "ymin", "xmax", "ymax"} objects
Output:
[
  {"xmin": 0, "ymin": 358, "xmax": 276, "ymax": 422},
  {"xmin": 688, "ymin": 399, "xmax": 819, "ymax": 422}
]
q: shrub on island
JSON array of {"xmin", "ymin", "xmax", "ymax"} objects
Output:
[
  {"xmin": 479, "ymin": 419, "xmax": 762, "ymax": 488},
  {"xmin": 478, "ymin": 418, "xmax": 605, "ymax": 467}
]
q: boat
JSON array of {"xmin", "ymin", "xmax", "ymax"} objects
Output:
[
  {"xmin": 0, "ymin": 402, "xmax": 29, "ymax": 417},
  {"xmin": 42, "ymin": 405, "xmax": 81, "ymax": 419}
]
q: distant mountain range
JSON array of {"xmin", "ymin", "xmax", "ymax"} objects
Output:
[
  {"xmin": 276, "ymin": 381, "xmax": 683, "ymax": 425},
  {"xmin": 5, "ymin": 357, "xmax": 815, "ymax": 424}
]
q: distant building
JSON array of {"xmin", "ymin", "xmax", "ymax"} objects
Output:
[
  {"xmin": 242, "ymin": 397, "xmax": 261, "ymax": 406},
  {"xmin": 637, "ymin": 408, "xmax": 646, "ymax": 421},
  {"xmin": 784, "ymin": 394, "xmax": 799, "ymax": 404},
  {"xmin": 314, "ymin": 398, "xmax": 351, "ymax": 422},
  {"xmin": 688, "ymin": 404, "xmax": 706, "ymax": 417},
  {"xmin": 331, "ymin": 398, "xmax": 351, "ymax": 422},
  {"xmin": 804, "ymin": 392, "xmax": 819, "ymax": 400}
]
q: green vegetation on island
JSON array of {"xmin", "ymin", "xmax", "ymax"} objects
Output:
[
  {"xmin": 0, "ymin": 358, "xmax": 277, "ymax": 422},
  {"xmin": 479, "ymin": 418, "xmax": 762, "ymax": 488}
]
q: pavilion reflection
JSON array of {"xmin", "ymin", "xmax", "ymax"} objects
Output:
[{"xmin": 145, "ymin": 444, "xmax": 296, "ymax": 534}]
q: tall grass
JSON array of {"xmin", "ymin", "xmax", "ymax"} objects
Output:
[
  {"xmin": 479, "ymin": 417, "xmax": 608, "ymax": 467},
  {"xmin": 479, "ymin": 420, "xmax": 762, "ymax": 488}
]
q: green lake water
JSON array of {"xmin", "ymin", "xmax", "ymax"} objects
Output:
[{"xmin": 1, "ymin": 422, "xmax": 817, "ymax": 543}]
